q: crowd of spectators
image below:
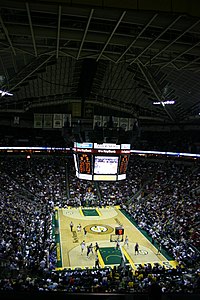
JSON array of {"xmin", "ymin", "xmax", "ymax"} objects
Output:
[
  {"xmin": 0, "ymin": 154, "xmax": 199, "ymax": 296},
  {"xmin": 125, "ymin": 158, "xmax": 200, "ymax": 267},
  {"xmin": 0, "ymin": 263, "xmax": 199, "ymax": 294},
  {"xmin": 0, "ymin": 156, "xmax": 68, "ymax": 278}
]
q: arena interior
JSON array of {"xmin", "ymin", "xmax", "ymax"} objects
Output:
[{"xmin": 0, "ymin": 1, "xmax": 200, "ymax": 300}]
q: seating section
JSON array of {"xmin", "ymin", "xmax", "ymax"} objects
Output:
[{"xmin": 0, "ymin": 155, "xmax": 199, "ymax": 294}]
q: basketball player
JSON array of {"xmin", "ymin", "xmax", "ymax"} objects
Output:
[
  {"xmin": 94, "ymin": 254, "xmax": 100, "ymax": 268},
  {"xmin": 94, "ymin": 242, "xmax": 100, "ymax": 253},
  {"xmin": 124, "ymin": 235, "xmax": 129, "ymax": 248},
  {"xmin": 80, "ymin": 240, "xmax": 86, "ymax": 255},
  {"xmin": 116, "ymin": 238, "xmax": 120, "ymax": 250},
  {"xmin": 157, "ymin": 243, "xmax": 162, "ymax": 255},
  {"xmin": 135, "ymin": 242, "xmax": 139, "ymax": 255},
  {"xmin": 77, "ymin": 223, "xmax": 82, "ymax": 232},
  {"xmin": 70, "ymin": 221, "xmax": 74, "ymax": 232}
]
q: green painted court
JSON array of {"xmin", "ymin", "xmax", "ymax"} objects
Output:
[
  {"xmin": 82, "ymin": 208, "xmax": 100, "ymax": 216},
  {"xmin": 99, "ymin": 247, "xmax": 128, "ymax": 266}
]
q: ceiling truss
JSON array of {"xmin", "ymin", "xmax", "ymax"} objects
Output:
[{"xmin": 0, "ymin": 1, "xmax": 200, "ymax": 122}]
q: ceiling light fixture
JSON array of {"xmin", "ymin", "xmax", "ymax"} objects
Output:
[
  {"xmin": 153, "ymin": 100, "xmax": 175, "ymax": 105},
  {"xmin": 0, "ymin": 89, "xmax": 13, "ymax": 97}
]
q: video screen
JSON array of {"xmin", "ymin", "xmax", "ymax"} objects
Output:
[{"xmin": 94, "ymin": 156, "xmax": 119, "ymax": 174}]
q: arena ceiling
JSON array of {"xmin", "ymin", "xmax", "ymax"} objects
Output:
[{"xmin": 1, "ymin": 0, "xmax": 200, "ymax": 123}]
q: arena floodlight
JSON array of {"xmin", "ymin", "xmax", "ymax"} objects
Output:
[
  {"xmin": 0, "ymin": 89, "xmax": 13, "ymax": 97},
  {"xmin": 153, "ymin": 100, "xmax": 175, "ymax": 105}
]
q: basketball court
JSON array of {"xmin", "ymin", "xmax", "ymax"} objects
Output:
[{"xmin": 54, "ymin": 206, "xmax": 178, "ymax": 271}]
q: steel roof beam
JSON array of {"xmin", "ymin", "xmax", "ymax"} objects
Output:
[
  {"xmin": 56, "ymin": 5, "xmax": 62, "ymax": 59},
  {"xmin": 161, "ymin": 40, "xmax": 200, "ymax": 69},
  {"xmin": 0, "ymin": 16, "xmax": 16, "ymax": 56},
  {"xmin": 0, "ymin": 56, "xmax": 9, "ymax": 81},
  {"xmin": 26, "ymin": 2, "xmax": 38, "ymax": 57},
  {"xmin": 116, "ymin": 13, "xmax": 158, "ymax": 63},
  {"xmin": 5, "ymin": 22, "xmax": 200, "ymax": 57},
  {"xmin": 77, "ymin": 9, "xmax": 94, "ymax": 60},
  {"xmin": 5, "ymin": 55, "xmax": 54, "ymax": 92},
  {"xmin": 11, "ymin": 52, "xmax": 18, "ymax": 73},
  {"xmin": 145, "ymin": 19, "xmax": 200, "ymax": 66},
  {"xmin": 137, "ymin": 61, "xmax": 175, "ymax": 121},
  {"xmin": 180, "ymin": 56, "xmax": 200, "ymax": 70},
  {"xmin": 96, "ymin": 11, "xmax": 126, "ymax": 61},
  {"xmin": 129, "ymin": 15, "xmax": 183, "ymax": 66}
]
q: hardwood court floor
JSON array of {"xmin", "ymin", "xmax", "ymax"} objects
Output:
[{"xmin": 57, "ymin": 206, "xmax": 177, "ymax": 270}]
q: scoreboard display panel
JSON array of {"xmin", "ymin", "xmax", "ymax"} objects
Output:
[
  {"xmin": 73, "ymin": 142, "xmax": 130, "ymax": 181},
  {"xmin": 94, "ymin": 156, "xmax": 119, "ymax": 174},
  {"xmin": 119, "ymin": 155, "xmax": 129, "ymax": 174},
  {"xmin": 78, "ymin": 153, "xmax": 92, "ymax": 174}
]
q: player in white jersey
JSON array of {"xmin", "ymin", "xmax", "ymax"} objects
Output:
[
  {"xmin": 124, "ymin": 235, "xmax": 129, "ymax": 248},
  {"xmin": 80, "ymin": 240, "xmax": 86, "ymax": 255}
]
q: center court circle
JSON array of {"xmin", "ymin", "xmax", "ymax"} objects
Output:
[{"xmin": 84, "ymin": 224, "xmax": 114, "ymax": 234}]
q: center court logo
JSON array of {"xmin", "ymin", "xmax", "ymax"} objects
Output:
[
  {"xmin": 91, "ymin": 225, "xmax": 107, "ymax": 233},
  {"xmin": 85, "ymin": 224, "xmax": 113, "ymax": 234}
]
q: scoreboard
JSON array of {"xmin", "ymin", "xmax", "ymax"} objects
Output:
[
  {"xmin": 78, "ymin": 153, "xmax": 91, "ymax": 174},
  {"xmin": 73, "ymin": 142, "xmax": 130, "ymax": 181}
]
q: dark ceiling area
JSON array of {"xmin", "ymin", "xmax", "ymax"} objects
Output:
[{"xmin": 1, "ymin": 0, "xmax": 200, "ymax": 124}]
